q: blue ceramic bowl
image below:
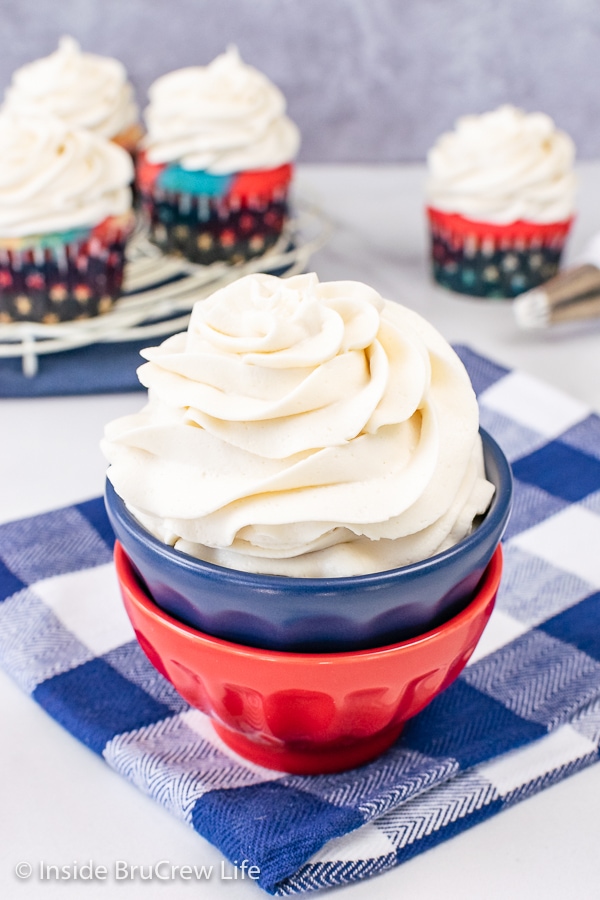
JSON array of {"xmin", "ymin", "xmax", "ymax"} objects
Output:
[{"xmin": 105, "ymin": 428, "xmax": 512, "ymax": 652}]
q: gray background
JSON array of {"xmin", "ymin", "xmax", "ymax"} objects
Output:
[{"xmin": 3, "ymin": 0, "xmax": 600, "ymax": 162}]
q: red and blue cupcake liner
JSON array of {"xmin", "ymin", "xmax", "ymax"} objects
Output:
[
  {"xmin": 136, "ymin": 152, "xmax": 293, "ymax": 265},
  {"xmin": 0, "ymin": 213, "xmax": 135, "ymax": 324},
  {"xmin": 427, "ymin": 207, "xmax": 574, "ymax": 298}
]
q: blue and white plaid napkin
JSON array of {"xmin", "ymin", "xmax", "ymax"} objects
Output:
[{"xmin": 2, "ymin": 346, "xmax": 600, "ymax": 895}]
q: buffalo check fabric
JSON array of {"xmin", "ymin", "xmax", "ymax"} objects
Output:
[{"xmin": 2, "ymin": 345, "xmax": 600, "ymax": 895}]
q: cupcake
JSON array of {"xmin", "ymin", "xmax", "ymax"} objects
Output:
[
  {"xmin": 426, "ymin": 105, "xmax": 576, "ymax": 298},
  {"xmin": 2, "ymin": 36, "xmax": 143, "ymax": 154},
  {"xmin": 0, "ymin": 112, "xmax": 134, "ymax": 323},
  {"xmin": 137, "ymin": 46, "xmax": 300, "ymax": 265}
]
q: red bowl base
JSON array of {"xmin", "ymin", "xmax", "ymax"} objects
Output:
[
  {"xmin": 212, "ymin": 720, "xmax": 405, "ymax": 774},
  {"xmin": 115, "ymin": 542, "xmax": 503, "ymax": 777}
]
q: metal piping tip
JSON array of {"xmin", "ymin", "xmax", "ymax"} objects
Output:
[{"xmin": 514, "ymin": 264, "xmax": 600, "ymax": 329}]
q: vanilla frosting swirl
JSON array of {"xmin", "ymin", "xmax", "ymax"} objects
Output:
[
  {"xmin": 0, "ymin": 112, "xmax": 133, "ymax": 237},
  {"xmin": 426, "ymin": 105, "xmax": 576, "ymax": 224},
  {"xmin": 3, "ymin": 37, "xmax": 139, "ymax": 140},
  {"xmin": 103, "ymin": 273, "xmax": 494, "ymax": 577},
  {"xmin": 143, "ymin": 46, "xmax": 300, "ymax": 173}
]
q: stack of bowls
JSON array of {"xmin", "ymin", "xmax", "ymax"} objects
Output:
[{"xmin": 107, "ymin": 428, "xmax": 512, "ymax": 774}]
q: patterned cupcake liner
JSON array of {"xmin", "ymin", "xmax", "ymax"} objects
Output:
[
  {"xmin": 136, "ymin": 154, "xmax": 293, "ymax": 265},
  {"xmin": 427, "ymin": 207, "xmax": 574, "ymax": 298},
  {"xmin": 0, "ymin": 213, "xmax": 135, "ymax": 324}
]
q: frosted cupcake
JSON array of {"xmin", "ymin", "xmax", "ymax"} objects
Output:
[
  {"xmin": 0, "ymin": 112, "xmax": 134, "ymax": 323},
  {"xmin": 137, "ymin": 47, "xmax": 300, "ymax": 265},
  {"xmin": 2, "ymin": 36, "xmax": 143, "ymax": 153},
  {"xmin": 426, "ymin": 105, "xmax": 576, "ymax": 298}
]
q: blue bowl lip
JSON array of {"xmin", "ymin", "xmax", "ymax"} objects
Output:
[{"xmin": 105, "ymin": 427, "xmax": 512, "ymax": 592}]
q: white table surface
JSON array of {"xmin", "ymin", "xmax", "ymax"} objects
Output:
[{"xmin": 2, "ymin": 163, "xmax": 600, "ymax": 899}]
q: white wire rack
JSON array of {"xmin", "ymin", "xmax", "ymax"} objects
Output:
[{"xmin": 0, "ymin": 201, "xmax": 332, "ymax": 377}]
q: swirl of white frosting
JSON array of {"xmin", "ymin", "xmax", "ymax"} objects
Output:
[
  {"xmin": 426, "ymin": 105, "xmax": 576, "ymax": 224},
  {"xmin": 143, "ymin": 46, "xmax": 300, "ymax": 173},
  {"xmin": 3, "ymin": 37, "xmax": 139, "ymax": 140},
  {"xmin": 0, "ymin": 112, "xmax": 133, "ymax": 237},
  {"xmin": 103, "ymin": 273, "xmax": 494, "ymax": 577}
]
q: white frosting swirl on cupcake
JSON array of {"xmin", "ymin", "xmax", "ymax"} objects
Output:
[
  {"xmin": 3, "ymin": 37, "xmax": 139, "ymax": 140},
  {"xmin": 103, "ymin": 273, "xmax": 494, "ymax": 577},
  {"xmin": 143, "ymin": 46, "xmax": 300, "ymax": 173},
  {"xmin": 0, "ymin": 112, "xmax": 133, "ymax": 237},
  {"xmin": 426, "ymin": 105, "xmax": 576, "ymax": 224}
]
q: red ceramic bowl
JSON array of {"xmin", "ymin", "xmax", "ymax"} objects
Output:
[{"xmin": 115, "ymin": 541, "xmax": 502, "ymax": 775}]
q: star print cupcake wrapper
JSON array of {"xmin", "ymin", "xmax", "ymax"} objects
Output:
[
  {"xmin": 0, "ymin": 213, "xmax": 135, "ymax": 324},
  {"xmin": 136, "ymin": 153, "xmax": 293, "ymax": 265},
  {"xmin": 427, "ymin": 208, "xmax": 573, "ymax": 299}
]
